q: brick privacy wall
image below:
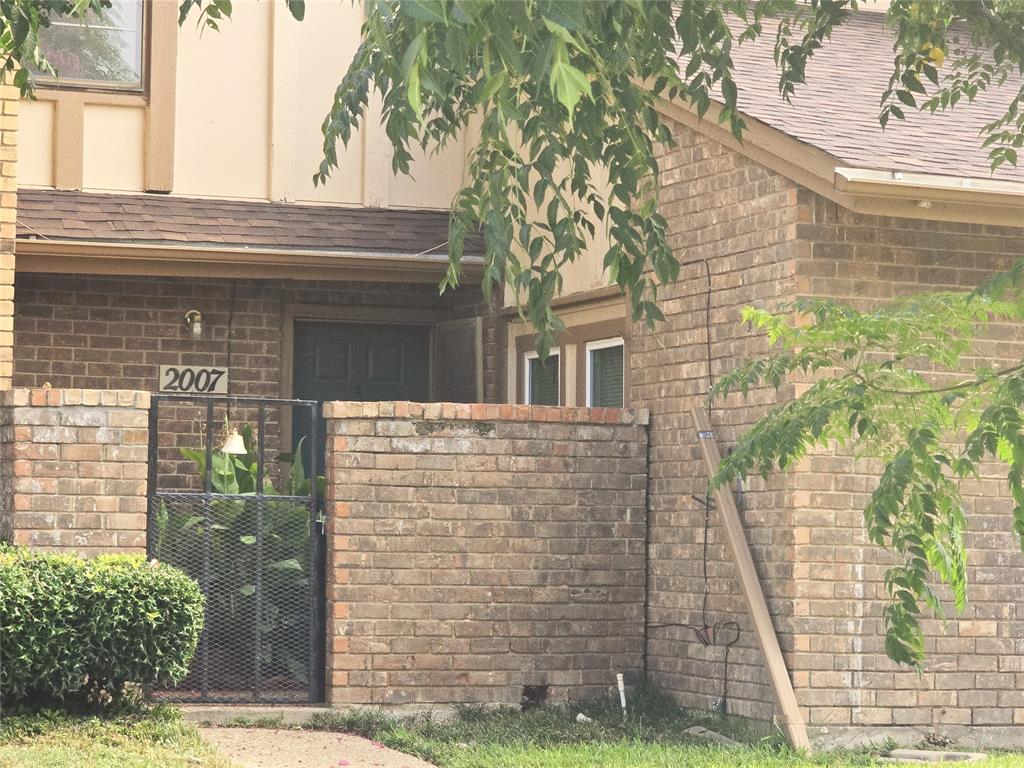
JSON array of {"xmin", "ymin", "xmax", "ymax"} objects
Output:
[
  {"xmin": 0, "ymin": 388, "xmax": 149, "ymax": 556},
  {"xmin": 0, "ymin": 82, "xmax": 16, "ymax": 388},
  {"xmin": 638, "ymin": 116, "xmax": 802, "ymax": 723},
  {"xmin": 13, "ymin": 273, "xmax": 499, "ymax": 489},
  {"xmin": 787, "ymin": 192, "xmax": 1024, "ymax": 733},
  {"xmin": 324, "ymin": 401, "xmax": 649, "ymax": 706}
]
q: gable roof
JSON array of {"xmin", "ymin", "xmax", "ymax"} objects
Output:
[
  {"xmin": 697, "ymin": 11, "xmax": 1024, "ymax": 183},
  {"xmin": 16, "ymin": 189, "xmax": 481, "ymax": 256}
]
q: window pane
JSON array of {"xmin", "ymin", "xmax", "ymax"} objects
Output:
[
  {"xmin": 528, "ymin": 354, "xmax": 559, "ymax": 405},
  {"xmin": 38, "ymin": 0, "xmax": 144, "ymax": 87},
  {"xmin": 590, "ymin": 345, "xmax": 623, "ymax": 408}
]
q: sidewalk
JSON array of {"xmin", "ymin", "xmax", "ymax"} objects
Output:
[{"xmin": 200, "ymin": 727, "xmax": 434, "ymax": 768}]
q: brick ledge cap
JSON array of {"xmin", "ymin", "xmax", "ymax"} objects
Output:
[
  {"xmin": 322, "ymin": 400, "xmax": 649, "ymax": 426},
  {"xmin": 0, "ymin": 388, "xmax": 151, "ymax": 409}
]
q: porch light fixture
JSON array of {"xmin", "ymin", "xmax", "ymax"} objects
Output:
[
  {"xmin": 221, "ymin": 428, "xmax": 246, "ymax": 455},
  {"xmin": 184, "ymin": 309, "xmax": 203, "ymax": 339}
]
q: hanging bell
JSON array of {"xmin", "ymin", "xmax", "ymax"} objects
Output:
[{"xmin": 221, "ymin": 428, "xmax": 247, "ymax": 455}]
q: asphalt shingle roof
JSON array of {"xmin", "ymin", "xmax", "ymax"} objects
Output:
[
  {"xmin": 714, "ymin": 11, "xmax": 1024, "ymax": 181},
  {"xmin": 15, "ymin": 189, "xmax": 480, "ymax": 255}
]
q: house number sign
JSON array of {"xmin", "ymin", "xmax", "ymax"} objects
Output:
[{"xmin": 159, "ymin": 365, "xmax": 229, "ymax": 394}]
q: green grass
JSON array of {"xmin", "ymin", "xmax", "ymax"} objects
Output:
[
  {"xmin": 0, "ymin": 708, "xmax": 232, "ymax": 768},
  {"xmin": 304, "ymin": 685, "xmax": 1024, "ymax": 768}
]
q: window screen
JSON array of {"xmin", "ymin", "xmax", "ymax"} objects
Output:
[
  {"xmin": 38, "ymin": 0, "xmax": 145, "ymax": 89},
  {"xmin": 589, "ymin": 343, "xmax": 624, "ymax": 408},
  {"xmin": 527, "ymin": 354, "xmax": 559, "ymax": 405}
]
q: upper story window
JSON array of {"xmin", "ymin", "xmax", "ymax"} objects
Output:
[
  {"xmin": 586, "ymin": 338, "xmax": 624, "ymax": 408},
  {"xmin": 37, "ymin": 0, "xmax": 145, "ymax": 90},
  {"xmin": 525, "ymin": 349, "xmax": 560, "ymax": 406}
]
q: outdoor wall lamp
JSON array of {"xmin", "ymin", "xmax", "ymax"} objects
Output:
[
  {"xmin": 221, "ymin": 428, "xmax": 246, "ymax": 455},
  {"xmin": 184, "ymin": 309, "xmax": 203, "ymax": 339}
]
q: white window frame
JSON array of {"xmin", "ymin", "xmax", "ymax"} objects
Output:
[
  {"xmin": 585, "ymin": 337, "xmax": 625, "ymax": 408},
  {"xmin": 523, "ymin": 347, "xmax": 560, "ymax": 405}
]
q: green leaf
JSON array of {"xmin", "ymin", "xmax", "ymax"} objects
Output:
[{"xmin": 402, "ymin": 0, "xmax": 446, "ymax": 24}]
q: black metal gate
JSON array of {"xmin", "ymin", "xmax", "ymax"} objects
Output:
[{"xmin": 147, "ymin": 395, "xmax": 325, "ymax": 703}]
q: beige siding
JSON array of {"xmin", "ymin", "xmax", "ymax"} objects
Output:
[
  {"xmin": 18, "ymin": 0, "xmax": 469, "ymax": 209},
  {"xmin": 173, "ymin": 0, "xmax": 272, "ymax": 198},
  {"xmin": 18, "ymin": 101, "xmax": 53, "ymax": 188},
  {"xmin": 83, "ymin": 105, "xmax": 145, "ymax": 191}
]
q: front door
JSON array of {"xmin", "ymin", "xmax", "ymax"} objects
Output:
[{"xmin": 292, "ymin": 321, "xmax": 431, "ymax": 472}]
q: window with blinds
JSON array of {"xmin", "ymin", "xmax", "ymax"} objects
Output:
[
  {"xmin": 526, "ymin": 352, "xmax": 559, "ymax": 405},
  {"xmin": 587, "ymin": 339, "xmax": 624, "ymax": 408}
]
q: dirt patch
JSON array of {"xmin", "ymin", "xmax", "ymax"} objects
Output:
[{"xmin": 200, "ymin": 727, "xmax": 434, "ymax": 768}]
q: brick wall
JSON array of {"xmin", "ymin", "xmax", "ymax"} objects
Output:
[
  {"xmin": 15, "ymin": 273, "xmax": 500, "ymax": 490},
  {"xmin": 323, "ymin": 401, "xmax": 649, "ymax": 706},
  {"xmin": 0, "ymin": 82, "xmax": 17, "ymax": 389},
  {"xmin": 786, "ymin": 193, "xmax": 1024, "ymax": 738},
  {"xmin": 639, "ymin": 116, "xmax": 801, "ymax": 722},
  {"xmin": 644, "ymin": 113, "xmax": 1024, "ymax": 741},
  {"xmin": 0, "ymin": 388, "xmax": 149, "ymax": 556},
  {"xmin": 14, "ymin": 273, "xmax": 495, "ymax": 399}
]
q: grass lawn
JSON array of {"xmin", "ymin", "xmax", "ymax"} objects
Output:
[
  {"xmin": 4, "ymin": 690, "xmax": 1024, "ymax": 768},
  {"xmin": 0, "ymin": 708, "xmax": 231, "ymax": 768},
  {"xmin": 302, "ymin": 686, "xmax": 1024, "ymax": 768}
]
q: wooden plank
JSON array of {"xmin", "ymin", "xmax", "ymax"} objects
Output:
[
  {"xmin": 144, "ymin": 0, "xmax": 179, "ymax": 192},
  {"xmin": 691, "ymin": 407, "xmax": 811, "ymax": 751},
  {"xmin": 53, "ymin": 93, "xmax": 85, "ymax": 190}
]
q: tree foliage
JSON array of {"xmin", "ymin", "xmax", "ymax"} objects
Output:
[{"xmin": 711, "ymin": 270, "xmax": 1024, "ymax": 667}]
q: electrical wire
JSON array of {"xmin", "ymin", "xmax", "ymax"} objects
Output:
[
  {"xmin": 225, "ymin": 280, "xmax": 237, "ymax": 426},
  {"xmin": 646, "ymin": 256, "xmax": 741, "ymax": 716}
]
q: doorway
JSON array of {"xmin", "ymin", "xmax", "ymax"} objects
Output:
[{"xmin": 291, "ymin": 321, "xmax": 431, "ymax": 473}]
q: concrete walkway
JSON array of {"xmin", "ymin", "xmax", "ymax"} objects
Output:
[{"xmin": 200, "ymin": 727, "xmax": 435, "ymax": 768}]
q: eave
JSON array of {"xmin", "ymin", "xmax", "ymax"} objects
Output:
[
  {"xmin": 14, "ymin": 238, "xmax": 483, "ymax": 284},
  {"xmin": 655, "ymin": 96, "xmax": 1024, "ymax": 228}
]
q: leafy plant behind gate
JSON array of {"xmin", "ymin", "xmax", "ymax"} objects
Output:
[{"xmin": 154, "ymin": 423, "xmax": 325, "ymax": 690}]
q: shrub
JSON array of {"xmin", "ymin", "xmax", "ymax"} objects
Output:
[{"xmin": 0, "ymin": 548, "xmax": 204, "ymax": 709}]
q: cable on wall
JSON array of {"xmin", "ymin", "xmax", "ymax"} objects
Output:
[{"xmin": 645, "ymin": 256, "xmax": 743, "ymax": 715}]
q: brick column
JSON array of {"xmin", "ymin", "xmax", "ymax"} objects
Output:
[
  {"xmin": 0, "ymin": 388, "xmax": 150, "ymax": 555},
  {"xmin": 323, "ymin": 401, "xmax": 649, "ymax": 707},
  {"xmin": 0, "ymin": 81, "xmax": 17, "ymax": 389}
]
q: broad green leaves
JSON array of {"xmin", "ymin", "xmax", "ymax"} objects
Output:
[{"xmin": 712, "ymin": 265, "xmax": 1024, "ymax": 667}]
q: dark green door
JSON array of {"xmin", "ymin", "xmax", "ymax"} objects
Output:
[{"xmin": 292, "ymin": 321, "xmax": 431, "ymax": 473}]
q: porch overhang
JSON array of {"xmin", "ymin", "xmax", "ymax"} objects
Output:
[
  {"xmin": 14, "ymin": 238, "xmax": 483, "ymax": 283},
  {"xmin": 14, "ymin": 188, "xmax": 485, "ymax": 282}
]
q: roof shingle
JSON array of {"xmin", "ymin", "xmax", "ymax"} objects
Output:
[
  {"xmin": 698, "ymin": 11, "xmax": 1024, "ymax": 181},
  {"xmin": 15, "ymin": 189, "xmax": 482, "ymax": 255}
]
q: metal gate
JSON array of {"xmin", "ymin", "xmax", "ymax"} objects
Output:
[{"xmin": 147, "ymin": 395, "xmax": 325, "ymax": 703}]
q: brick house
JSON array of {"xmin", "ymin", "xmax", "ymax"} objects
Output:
[{"xmin": 2, "ymin": 2, "xmax": 1023, "ymax": 747}]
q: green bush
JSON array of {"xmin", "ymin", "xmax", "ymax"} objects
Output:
[{"xmin": 0, "ymin": 548, "xmax": 204, "ymax": 709}]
